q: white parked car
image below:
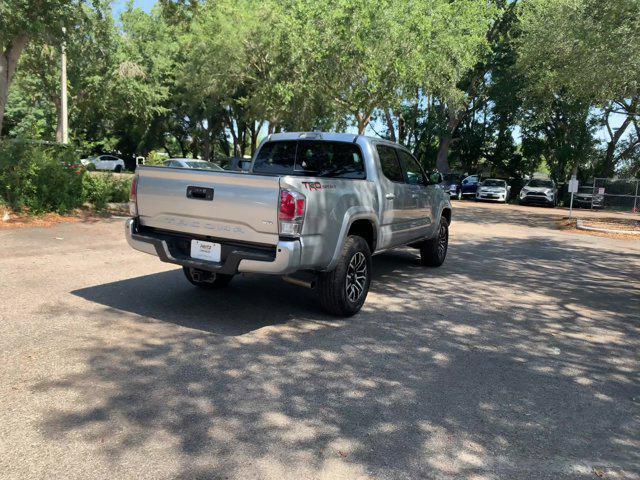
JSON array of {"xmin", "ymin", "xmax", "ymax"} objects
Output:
[
  {"xmin": 476, "ymin": 179, "xmax": 510, "ymax": 203},
  {"xmin": 163, "ymin": 159, "xmax": 224, "ymax": 170},
  {"xmin": 81, "ymin": 155, "xmax": 126, "ymax": 172}
]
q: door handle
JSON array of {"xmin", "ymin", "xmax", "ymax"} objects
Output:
[{"xmin": 385, "ymin": 193, "xmax": 396, "ymax": 200}]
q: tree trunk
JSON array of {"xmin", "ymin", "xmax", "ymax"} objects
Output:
[
  {"xmin": 436, "ymin": 105, "xmax": 465, "ymax": 173},
  {"xmin": 0, "ymin": 35, "xmax": 29, "ymax": 136},
  {"xmin": 239, "ymin": 121, "xmax": 247, "ymax": 158},
  {"xmin": 397, "ymin": 111, "xmax": 406, "ymax": 144},
  {"xmin": 602, "ymin": 100, "xmax": 636, "ymax": 177},
  {"xmin": 218, "ymin": 132, "xmax": 230, "ymax": 157},
  {"xmin": 436, "ymin": 136, "xmax": 451, "ymax": 173},
  {"xmin": 384, "ymin": 109, "xmax": 396, "ymax": 142},
  {"xmin": 225, "ymin": 112, "xmax": 240, "ymax": 157},
  {"xmin": 356, "ymin": 111, "xmax": 371, "ymax": 135},
  {"xmin": 250, "ymin": 121, "xmax": 262, "ymax": 156}
]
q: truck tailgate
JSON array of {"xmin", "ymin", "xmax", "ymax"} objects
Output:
[{"xmin": 136, "ymin": 166, "xmax": 280, "ymax": 245}]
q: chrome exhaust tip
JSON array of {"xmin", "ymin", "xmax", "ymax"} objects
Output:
[{"xmin": 282, "ymin": 275, "xmax": 316, "ymax": 289}]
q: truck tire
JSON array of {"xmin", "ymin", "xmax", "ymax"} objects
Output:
[
  {"xmin": 183, "ymin": 267, "xmax": 233, "ymax": 289},
  {"xmin": 420, "ymin": 217, "xmax": 448, "ymax": 267},
  {"xmin": 318, "ymin": 236, "xmax": 372, "ymax": 316}
]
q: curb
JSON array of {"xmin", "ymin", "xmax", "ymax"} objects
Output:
[{"xmin": 575, "ymin": 219, "xmax": 640, "ymax": 236}]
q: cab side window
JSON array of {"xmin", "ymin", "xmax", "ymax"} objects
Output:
[
  {"xmin": 397, "ymin": 150, "xmax": 426, "ymax": 186},
  {"xmin": 376, "ymin": 145, "xmax": 403, "ymax": 182}
]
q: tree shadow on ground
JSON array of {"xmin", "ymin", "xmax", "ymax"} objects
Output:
[{"xmin": 43, "ymin": 234, "xmax": 640, "ymax": 479}]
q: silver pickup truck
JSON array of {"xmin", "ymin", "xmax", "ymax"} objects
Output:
[{"xmin": 126, "ymin": 132, "xmax": 451, "ymax": 316}]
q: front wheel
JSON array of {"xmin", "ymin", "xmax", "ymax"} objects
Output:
[
  {"xmin": 420, "ymin": 217, "xmax": 449, "ymax": 267},
  {"xmin": 183, "ymin": 267, "xmax": 233, "ymax": 289},
  {"xmin": 318, "ymin": 235, "xmax": 372, "ymax": 316},
  {"xmin": 114, "ymin": 165, "xmax": 123, "ymax": 173}
]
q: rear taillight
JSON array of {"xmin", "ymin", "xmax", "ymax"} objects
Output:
[
  {"xmin": 279, "ymin": 189, "xmax": 305, "ymax": 236},
  {"xmin": 129, "ymin": 175, "xmax": 138, "ymax": 216}
]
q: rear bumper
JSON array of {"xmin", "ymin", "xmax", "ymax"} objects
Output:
[{"xmin": 125, "ymin": 218, "xmax": 301, "ymax": 275}]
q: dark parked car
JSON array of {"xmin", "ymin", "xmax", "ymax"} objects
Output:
[
  {"xmin": 573, "ymin": 186, "xmax": 604, "ymax": 209},
  {"xmin": 441, "ymin": 173, "xmax": 465, "ymax": 200},
  {"xmin": 461, "ymin": 175, "xmax": 481, "ymax": 198}
]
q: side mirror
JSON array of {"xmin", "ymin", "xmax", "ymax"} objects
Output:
[{"xmin": 462, "ymin": 179, "xmax": 468, "ymax": 185}]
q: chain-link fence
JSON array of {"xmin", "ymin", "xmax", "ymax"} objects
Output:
[{"xmin": 586, "ymin": 178, "xmax": 640, "ymax": 213}]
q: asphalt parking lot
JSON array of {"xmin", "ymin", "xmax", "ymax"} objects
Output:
[{"xmin": 1, "ymin": 202, "xmax": 639, "ymax": 480}]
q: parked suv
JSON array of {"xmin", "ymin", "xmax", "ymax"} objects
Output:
[
  {"xmin": 442, "ymin": 173, "xmax": 465, "ymax": 200},
  {"xmin": 519, "ymin": 179, "xmax": 558, "ymax": 207},
  {"xmin": 461, "ymin": 175, "xmax": 481, "ymax": 198},
  {"xmin": 126, "ymin": 132, "xmax": 452, "ymax": 316}
]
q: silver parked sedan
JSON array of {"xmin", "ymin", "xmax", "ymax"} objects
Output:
[{"xmin": 476, "ymin": 179, "xmax": 510, "ymax": 203}]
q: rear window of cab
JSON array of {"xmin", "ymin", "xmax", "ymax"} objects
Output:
[{"xmin": 252, "ymin": 140, "xmax": 366, "ymax": 179}]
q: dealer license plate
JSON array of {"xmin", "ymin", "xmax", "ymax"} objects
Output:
[{"xmin": 190, "ymin": 240, "xmax": 221, "ymax": 262}]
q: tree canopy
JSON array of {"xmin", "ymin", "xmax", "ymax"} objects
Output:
[{"xmin": 2, "ymin": 0, "xmax": 639, "ymax": 180}]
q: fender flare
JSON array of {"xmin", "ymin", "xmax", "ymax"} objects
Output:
[{"xmin": 325, "ymin": 206, "xmax": 379, "ymax": 272}]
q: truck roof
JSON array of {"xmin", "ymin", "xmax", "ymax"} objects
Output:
[{"xmin": 267, "ymin": 131, "xmax": 401, "ymax": 148}]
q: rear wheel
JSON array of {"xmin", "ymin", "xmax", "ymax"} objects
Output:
[
  {"xmin": 318, "ymin": 236, "xmax": 371, "ymax": 316},
  {"xmin": 114, "ymin": 165, "xmax": 123, "ymax": 173},
  {"xmin": 420, "ymin": 217, "xmax": 449, "ymax": 267},
  {"xmin": 183, "ymin": 267, "xmax": 233, "ymax": 289}
]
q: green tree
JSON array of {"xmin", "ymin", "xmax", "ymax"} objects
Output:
[
  {"xmin": 381, "ymin": 0, "xmax": 500, "ymax": 171},
  {"xmin": 518, "ymin": 0, "xmax": 640, "ymax": 176},
  {"xmin": 4, "ymin": 1, "xmax": 119, "ymax": 147},
  {"xmin": 0, "ymin": 0, "xmax": 84, "ymax": 135}
]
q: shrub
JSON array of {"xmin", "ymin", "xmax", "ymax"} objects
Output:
[
  {"xmin": 81, "ymin": 172, "xmax": 132, "ymax": 210},
  {"xmin": 145, "ymin": 150, "xmax": 168, "ymax": 166},
  {"xmin": 0, "ymin": 140, "xmax": 84, "ymax": 213}
]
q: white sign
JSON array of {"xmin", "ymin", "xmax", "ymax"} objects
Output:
[
  {"xmin": 568, "ymin": 178, "xmax": 579, "ymax": 193},
  {"xmin": 598, "ymin": 187, "xmax": 605, "ymax": 195}
]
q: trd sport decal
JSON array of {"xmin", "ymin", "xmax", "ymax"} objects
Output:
[{"xmin": 301, "ymin": 181, "xmax": 336, "ymax": 191}]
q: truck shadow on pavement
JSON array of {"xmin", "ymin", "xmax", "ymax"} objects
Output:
[
  {"xmin": 72, "ymin": 269, "xmax": 327, "ymax": 336},
  {"xmin": 50, "ymin": 235, "xmax": 640, "ymax": 478}
]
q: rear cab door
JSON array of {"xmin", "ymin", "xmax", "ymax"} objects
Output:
[
  {"xmin": 374, "ymin": 144, "xmax": 416, "ymax": 248},
  {"xmin": 396, "ymin": 148, "xmax": 434, "ymax": 239}
]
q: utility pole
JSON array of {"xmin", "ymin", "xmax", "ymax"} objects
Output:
[{"xmin": 60, "ymin": 27, "xmax": 68, "ymax": 144}]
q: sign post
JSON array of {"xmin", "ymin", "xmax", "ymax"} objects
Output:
[{"xmin": 568, "ymin": 176, "xmax": 579, "ymax": 218}]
